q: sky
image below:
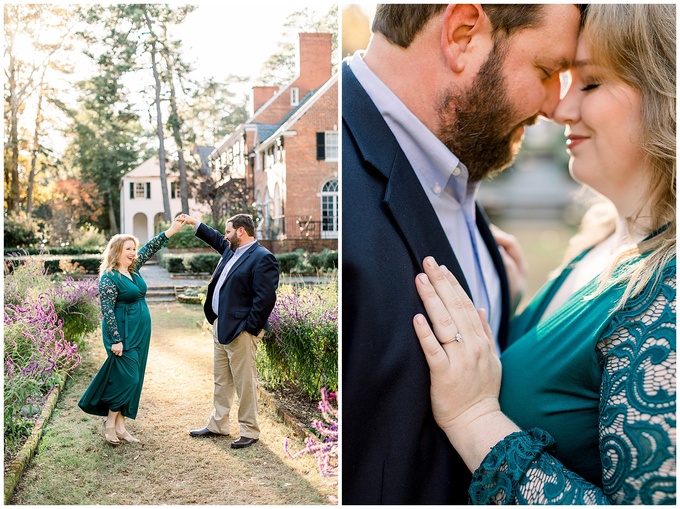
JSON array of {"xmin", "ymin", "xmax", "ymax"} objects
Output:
[
  {"xmin": 10, "ymin": 1, "xmax": 336, "ymax": 157},
  {"xmin": 172, "ymin": 1, "xmax": 336, "ymax": 82}
]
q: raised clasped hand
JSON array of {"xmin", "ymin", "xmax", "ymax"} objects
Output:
[
  {"xmin": 166, "ymin": 215, "xmax": 187, "ymax": 236},
  {"xmin": 176, "ymin": 213, "xmax": 197, "ymax": 226},
  {"xmin": 413, "ymin": 256, "xmax": 503, "ymax": 436}
]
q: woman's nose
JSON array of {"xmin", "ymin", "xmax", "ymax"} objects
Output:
[{"xmin": 553, "ymin": 76, "xmax": 580, "ymax": 125}]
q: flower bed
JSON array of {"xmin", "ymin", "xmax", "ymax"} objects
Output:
[
  {"xmin": 285, "ymin": 388, "xmax": 338, "ymax": 487},
  {"xmin": 257, "ymin": 280, "xmax": 338, "ymax": 401},
  {"xmin": 4, "ymin": 257, "xmax": 99, "ymax": 462}
]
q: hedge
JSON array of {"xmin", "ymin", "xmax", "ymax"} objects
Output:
[
  {"xmin": 4, "ymin": 248, "xmax": 338, "ymax": 277},
  {"xmin": 4, "ymin": 255, "xmax": 103, "ymax": 275},
  {"xmin": 4, "ymin": 246, "xmax": 103, "ymax": 256}
]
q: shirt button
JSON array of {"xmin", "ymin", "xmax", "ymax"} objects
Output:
[
  {"xmin": 452, "ymin": 166, "xmax": 462, "ymax": 177},
  {"xmin": 433, "ymin": 183, "xmax": 442, "ymax": 195}
]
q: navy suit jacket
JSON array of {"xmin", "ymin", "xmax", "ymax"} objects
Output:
[
  {"xmin": 197, "ymin": 223, "xmax": 279, "ymax": 345},
  {"xmin": 341, "ymin": 61, "xmax": 510, "ymax": 504}
]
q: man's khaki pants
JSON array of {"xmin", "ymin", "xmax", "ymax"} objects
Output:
[{"xmin": 207, "ymin": 319, "xmax": 262, "ymax": 439}]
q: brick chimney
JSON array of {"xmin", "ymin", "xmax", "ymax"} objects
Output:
[
  {"xmin": 251, "ymin": 86, "xmax": 279, "ymax": 115},
  {"xmin": 296, "ymin": 32, "xmax": 332, "ymax": 91}
]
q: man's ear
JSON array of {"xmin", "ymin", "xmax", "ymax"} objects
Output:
[{"xmin": 441, "ymin": 4, "xmax": 489, "ymax": 74}]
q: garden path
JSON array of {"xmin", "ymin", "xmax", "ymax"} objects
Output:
[
  {"xmin": 138, "ymin": 261, "xmax": 207, "ymax": 288},
  {"xmin": 9, "ymin": 302, "xmax": 335, "ymax": 505},
  {"xmin": 138, "ymin": 260, "xmax": 332, "ymax": 288}
]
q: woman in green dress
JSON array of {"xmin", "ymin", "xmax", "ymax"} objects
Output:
[
  {"xmin": 79, "ymin": 217, "xmax": 186, "ymax": 445},
  {"xmin": 413, "ymin": 4, "xmax": 675, "ymax": 504}
]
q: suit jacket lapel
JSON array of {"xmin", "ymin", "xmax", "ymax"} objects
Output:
[
  {"xmin": 475, "ymin": 204, "xmax": 510, "ymax": 349},
  {"xmin": 224, "ymin": 242, "xmax": 258, "ymax": 283},
  {"xmin": 383, "ymin": 150, "xmax": 472, "ymax": 298},
  {"xmin": 211, "ymin": 251, "xmax": 232, "ymax": 284}
]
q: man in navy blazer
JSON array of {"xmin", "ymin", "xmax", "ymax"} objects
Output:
[
  {"xmin": 179, "ymin": 213, "xmax": 279, "ymax": 449},
  {"xmin": 342, "ymin": 4, "xmax": 581, "ymax": 504}
]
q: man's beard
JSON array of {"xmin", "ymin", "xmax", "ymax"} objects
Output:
[
  {"xmin": 228, "ymin": 236, "xmax": 239, "ymax": 251},
  {"xmin": 436, "ymin": 43, "xmax": 535, "ymax": 182}
]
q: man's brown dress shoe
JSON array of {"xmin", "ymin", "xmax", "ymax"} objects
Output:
[
  {"xmin": 189, "ymin": 427, "xmax": 224, "ymax": 437},
  {"xmin": 231, "ymin": 436, "xmax": 258, "ymax": 449}
]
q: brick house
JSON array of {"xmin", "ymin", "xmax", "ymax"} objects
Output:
[{"xmin": 209, "ymin": 32, "xmax": 338, "ymax": 253}]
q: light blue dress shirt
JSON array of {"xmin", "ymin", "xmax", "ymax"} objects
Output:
[
  {"xmin": 349, "ymin": 52, "xmax": 502, "ymax": 343},
  {"xmin": 194, "ymin": 222, "xmax": 256, "ymax": 316}
]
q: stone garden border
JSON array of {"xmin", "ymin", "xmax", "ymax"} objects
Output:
[{"xmin": 4, "ymin": 377, "xmax": 66, "ymax": 504}]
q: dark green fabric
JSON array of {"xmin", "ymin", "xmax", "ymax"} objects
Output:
[
  {"xmin": 472, "ymin": 250, "xmax": 677, "ymax": 504},
  {"xmin": 499, "ymin": 249, "xmax": 609, "ymax": 485},
  {"xmin": 78, "ymin": 233, "xmax": 168, "ymax": 419}
]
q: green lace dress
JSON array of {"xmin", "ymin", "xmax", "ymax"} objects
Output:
[
  {"xmin": 78, "ymin": 233, "xmax": 169, "ymax": 419},
  {"xmin": 470, "ymin": 252, "xmax": 676, "ymax": 504}
]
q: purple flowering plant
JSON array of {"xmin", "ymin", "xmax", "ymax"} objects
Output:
[
  {"xmin": 285, "ymin": 388, "xmax": 338, "ymax": 489},
  {"xmin": 4, "ymin": 254, "xmax": 99, "ymax": 454},
  {"xmin": 259, "ymin": 281, "xmax": 338, "ymax": 401}
]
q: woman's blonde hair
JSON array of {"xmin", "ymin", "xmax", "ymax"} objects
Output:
[
  {"xmin": 99, "ymin": 234, "xmax": 139, "ymax": 277},
  {"xmin": 563, "ymin": 4, "xmax": 676, "ymax": 305}
]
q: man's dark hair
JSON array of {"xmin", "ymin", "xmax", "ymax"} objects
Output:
[
  {"xmin": 372, "ymin": 4, "xmax": 587, "ymax": 48},
  {"xmin": 228, "ymin": 214, "xmax": 256, "ymax": 237},
  {"xmin": 372, "ymin": 4, "xmax": 446, "ymax": 48}
]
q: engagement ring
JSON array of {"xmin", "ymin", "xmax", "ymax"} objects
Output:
[{"xmin": 440, "ymin": 332, "xmax": 463, "ymax": 344}]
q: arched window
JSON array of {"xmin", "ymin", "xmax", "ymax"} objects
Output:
[{"xmin": 320, "ymin": 179, "xmax": 338, "ymax": 239}]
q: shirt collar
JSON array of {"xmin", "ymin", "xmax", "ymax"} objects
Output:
[
  {"xmin": 349, "ymin": 51, "xmax": 478, "ymax": 205},
  {"xmin": 235, "ymin": 239, "xmax": 256, "ymax": 256}
]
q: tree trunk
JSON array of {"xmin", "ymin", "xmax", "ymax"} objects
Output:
[
  {"xmin": 168, "ymin": 74, "xmax": 190, "ymax": 214},
  {"xmin": 161, "ymin": 23, "xmax": 189, "ymax": 214},
  {"xmin": 144, "ymin": 8, "xmax": 172, "ymax": 223},
  {"xmin": 27, "ymin": 71, "xmax": 47, "ymax": 218},
  {"xmin": 108, "ymin": 186, "xmax": 119, "ymax": 235},
  {"xmin": 6, "ymin": 50, "xmax": 21, "ymax": 213}
]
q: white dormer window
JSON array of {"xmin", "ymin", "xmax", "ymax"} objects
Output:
[
  {"xmin": 291, "ymin": 87, "xmax": 300, "ymax": 106},
  {"xmin": 130, "ymin": 182, "xmax": 150, "ymax": 199}
]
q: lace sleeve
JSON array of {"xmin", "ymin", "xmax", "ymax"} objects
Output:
[
  {"xmin": 597, "ymin": 273, "xmax": 676, "ymax": 504},
  {"xmin": 469, "ymin": 273, "xmax": 676, "ymax": 505},
  {"xmin": 134, "ymin": 232, "xmax": 168, "ymax": 269},
  {"xmin": 99, "ymin": 276, "xmax": 122, "ymax": 344}
]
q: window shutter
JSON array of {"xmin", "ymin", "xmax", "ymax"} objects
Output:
[
  {"xmin": 316, "ymin": 132, "xmax": 325, "ymax": 160},
  {"xmin": 146, "ymin": 182, "xmax": 151, "ymax": 199},
  {"xmin": 130, "ymin": 182, "xmax": 134, "ymax": 199}
]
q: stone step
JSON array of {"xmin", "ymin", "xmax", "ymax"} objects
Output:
[
  {"xmin": 146, "ymin": 286, "xmax": 176, "ymax": 301},
  {"xmin": 147, "ymin": 286, "xmax": 175, "ymax": 292},
  {"xmin": 147, "ymin": 285, "xmax": 176, "ymax": 292}
]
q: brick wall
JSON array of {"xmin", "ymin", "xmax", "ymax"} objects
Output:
[
  {"xmin": 297, "ymin": 33, "xmax": 333, "ymax": 91},
  {"xmin": 252, "ymin": 86, "xmax": 279, "ymax": 114},
  {"xmin": 259, "ymin": 238, "xmax": 337, "ymax": 254},
  {"xmin": 282, "ymin": 80, "xmax": 338, "ymax": 236}
]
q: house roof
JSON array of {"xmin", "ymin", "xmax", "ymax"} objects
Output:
[
  {"xmin": 122, "ymin": 156, "xmax": 175, "ymax": 179},
  {"xmin": 210, "ymin": 74, "xmax": 334, "ymax": 154},
  {"xmin": 253, "ymin": 124, "xmax": 280, "ymax": 143},
  {"xmin": 257, "ymin": 73, "xmax": 338, "ymax": 151}
]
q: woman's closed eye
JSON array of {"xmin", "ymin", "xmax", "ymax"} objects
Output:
[{"xmin": 580, "ymin": 82, "xmax": 600, "ymax": 92}]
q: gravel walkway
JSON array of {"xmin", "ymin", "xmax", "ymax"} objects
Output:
[{"xmin": 138, "ymin": 262, "xmax": 208, "ymax": 288}]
